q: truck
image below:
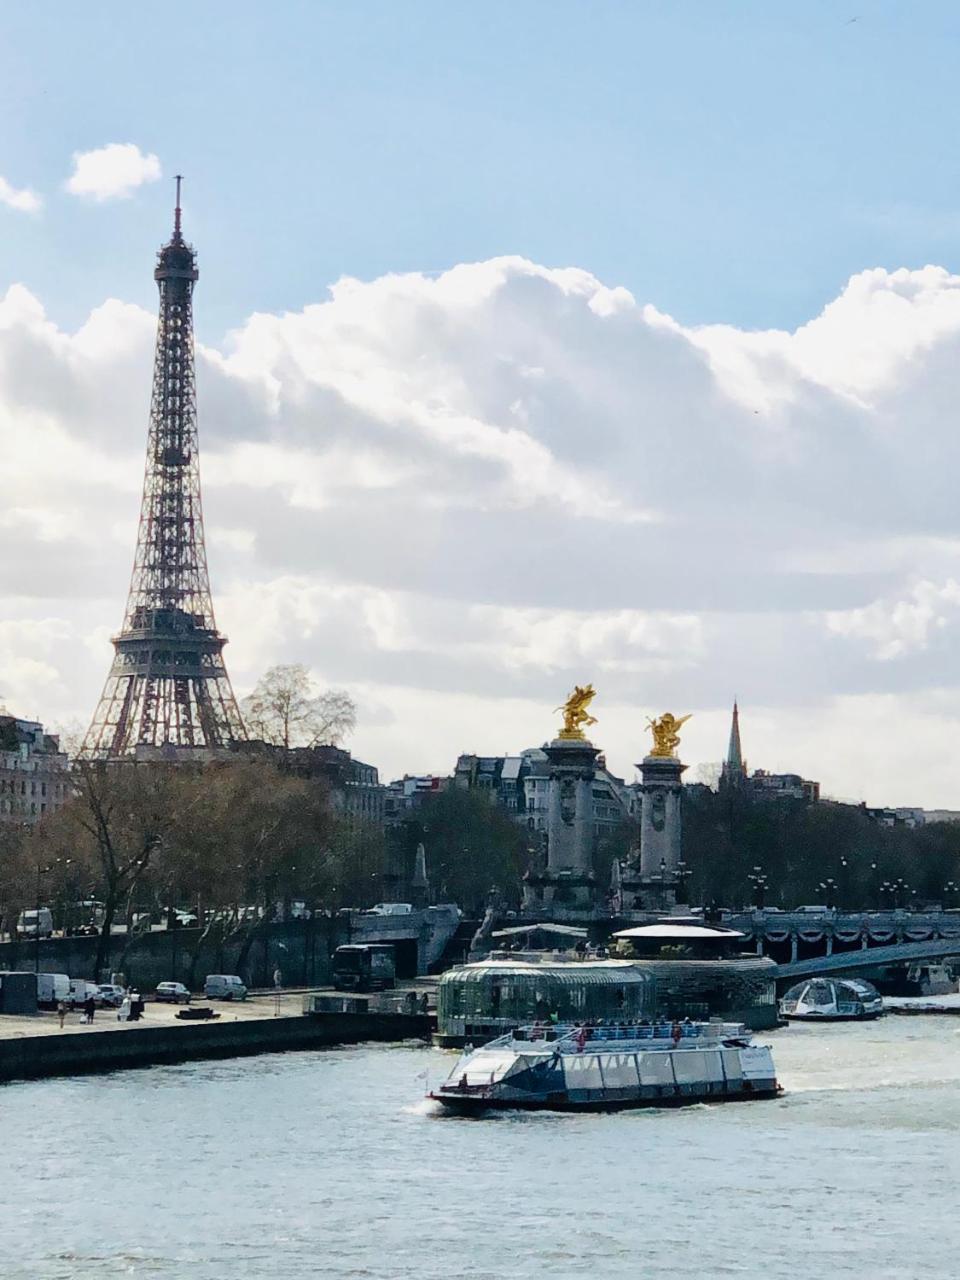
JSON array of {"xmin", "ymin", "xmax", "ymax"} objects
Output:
[
  {"xmin": 37, "ymin": 973, "xmax": 70, "ymax": 1009},
  {"xmin": 332, "ymin": 944, "xmax": 397, "ymax": 992},
  {"xmin": 17, "ymin": 908, "xmax": 54, "ymax": 938}
]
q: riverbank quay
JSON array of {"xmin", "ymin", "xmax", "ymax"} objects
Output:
[
  {"xmin": 0, "ymin": 991, "xmax": 432, "ymax": 1084},
  {"xmin": 885, "ymin": 993, "xmax": 960, "ymax": 1016}
]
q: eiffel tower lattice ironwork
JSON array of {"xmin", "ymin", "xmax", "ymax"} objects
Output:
[{"xmin": 82, "ymin": 180, "xmax": 246, "ymax": 758}]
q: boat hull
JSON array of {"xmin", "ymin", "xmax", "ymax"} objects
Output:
[
  {"xmin": 783, "ymin": 1011, "xmax": 882, "ymax": 1022},
  {"xmin": 431, "ymin": 1085, "xmax": 781, "ymax": 1114}
]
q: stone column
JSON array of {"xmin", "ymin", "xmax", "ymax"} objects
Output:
[
  {"xmin": 637, "ymin": 754, "xmax": 686, "ymax": 909},
  {"xmin": 522, "ymin": 738, "xmax": 600, "ymax": 913}
]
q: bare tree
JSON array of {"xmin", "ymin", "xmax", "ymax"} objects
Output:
[
  {"xmin": 241, "ymin": 664, "xmax": 356, "ymax": 754},
  {"xmin": 44, "ymin": 760, "xmax": 195, "ymax": 979}
]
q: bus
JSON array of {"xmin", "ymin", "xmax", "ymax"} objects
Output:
[{"xmin": 332, "ymin": 944, "xmax": 396, "ymax": 992}]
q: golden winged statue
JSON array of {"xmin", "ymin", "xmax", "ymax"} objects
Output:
[
  {"xmin": 555, "ymin": 683, "xmax": 598, "ymax": 741},
  {"xmin": 646, "ymin": 711, "xmax": 691, "ymax": 758}
]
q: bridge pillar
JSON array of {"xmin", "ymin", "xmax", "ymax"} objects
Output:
[
  {"xmin": 825, "ymin": 934, "xmax": 834, "ymax": 956},
  {"xmin": 789, "ymin": 931, "xmax": 798, "ymax": 963}
]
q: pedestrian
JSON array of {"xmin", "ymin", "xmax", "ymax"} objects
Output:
[
  {"xmin": 84, "ymin": 993, "xmax": 96, "ymax": 1023},
  {"xmin": 273, "ymin": 966, "xmax": 282, "ymax": 990},
  {"xmin": 57, "ymin": 1000, "xmax": 67, "ymax": 1030}
]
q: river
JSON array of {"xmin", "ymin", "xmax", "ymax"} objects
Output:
[{"xmin": 4, "ymin": 1016, "xmax": 960, "ymax": 1279}]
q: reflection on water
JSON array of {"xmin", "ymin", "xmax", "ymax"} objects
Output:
[{"xmin": 5, "ymin": 1018, "xmax": 960, "ymax": 1278}]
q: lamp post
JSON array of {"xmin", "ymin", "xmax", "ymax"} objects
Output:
[
  {"xmin": 944, "ymin": 879, "xmax": 958, "ymax": 908},
  {"xmin": 818, "ymin": 878, "xmax": 837, "ymax": 911},
  {"xmin": 747, "ymin": 865, "xmax": 768, "ymax": 910},
  {"xmin": 870, "ymin": 861, "xmax": 879, "ymax": 910},
  {"xmin": 675, "ymin": 860, "xmax": 690, "ymax": 905},
  {"xmin": 838, "ymin": 856, "xmax": 849, "ymax": 908},
  {"xmin": 891, "ymin": 877, "xmax": 909, "ymax": 910},
  {"xmin": 35, "ymin": 857, "xmax": 71, "ymax": 973}
]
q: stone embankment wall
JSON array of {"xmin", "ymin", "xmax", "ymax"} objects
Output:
[
  {"xmin": 0, "ymin": 918, "xmax": 343, "ymax": 990},
  {"xmin": 1, "ymin": 906, "xmax": 462, "ymax": 988},
  {"xmin": 0, "ymin": 1011, "xmax": 432, "ymax": 1084}
]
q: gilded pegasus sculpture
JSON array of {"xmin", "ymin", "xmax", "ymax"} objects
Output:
[
  {"xmin": 556, "ymin": 684, "xmax": 598, "ymax": 741},
  {"xmin": 646, "ymin": 712, "xmax": 691, "ymax": 758}
]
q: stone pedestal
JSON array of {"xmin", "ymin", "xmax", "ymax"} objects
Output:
[
  {"xmin": 635, "ymin": 753, "xmax": 686, "ymax": 911},
  {"xmin": 522, "ymin": 738, "xmax": 600, "ymax": 913}
]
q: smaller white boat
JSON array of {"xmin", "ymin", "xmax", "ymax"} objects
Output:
[{"xmin": 780, "ymin": 977, "xmax": 883, "ymax": 1021}]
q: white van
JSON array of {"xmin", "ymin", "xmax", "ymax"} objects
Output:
[
  {"xmin": 18, "ymin": 908, "xmax": 54, "ymax": 938},
  {"xmin": 68, "ymin": 978, "xmax": 99, "ymax": 1007},
  {"xmin": 203, "ymin": 974, "xmax": 248, "ymax": 1001},
  {"xmin": 365, "ymin": 903, "xmax": 414, "ymax": 917},
  {"xmin": 37, "ymin": 973, "xmax": 70, "ymax": 1009}
]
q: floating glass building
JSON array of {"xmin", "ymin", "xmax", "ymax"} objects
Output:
[{"xmin": 436, "ymin": 957, "xmax": 656, "ymax": 1047}]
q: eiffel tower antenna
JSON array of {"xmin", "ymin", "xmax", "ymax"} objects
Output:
[{"xmin": 81, "ymin": 180, "xmax": 246, "ymax": 758}]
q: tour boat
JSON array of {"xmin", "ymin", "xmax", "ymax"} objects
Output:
[
  {"xmin": 430, "ymin": 1019, "xmax": 780, "ymax": 1114},
  {"xmin": 779, "ymin": 977, "xmax": 883, "ymax": 1021}
]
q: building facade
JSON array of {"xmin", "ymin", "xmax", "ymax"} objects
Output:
[
  {"xmin": 453, "ymin": 747, "xmax": 634, "ymax": 843},
  {"xmin": 0, "ymin": 716, "xmax": 71, "ymax": 825},
  {"xmin": 282, "ymin": 744, "xmax": 385, "ymax": 824}
]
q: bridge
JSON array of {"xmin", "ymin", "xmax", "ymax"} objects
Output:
[
  {"xmin": 771, "ymin": 937, "xmax": 960, "ymax": 982},
  {"xmin": 342, "ymin": 904, "xmax": 461, "ymax": 975},
  {"xmin": 724, "ymin": 908, "xmax": 960, "ymax": 961}
]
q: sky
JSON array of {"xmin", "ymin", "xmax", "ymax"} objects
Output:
[{"xmin": 3, "ymin": 3, "xmax": 960, "ymax": 805}]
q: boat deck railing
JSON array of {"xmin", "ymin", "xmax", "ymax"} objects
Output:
[{"xmin": 508, "ymin": 1021, "xmax": 713, "ymax": 1045}]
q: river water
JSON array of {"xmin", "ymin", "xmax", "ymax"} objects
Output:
[{"xmin": 4, "ymin": 1017, "xmax": 960, "ymax": 1279}]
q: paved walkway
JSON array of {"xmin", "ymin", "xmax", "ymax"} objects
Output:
[{"xmin": 0, "ymin": 978, "xmax": 437, "ymax": 1041}]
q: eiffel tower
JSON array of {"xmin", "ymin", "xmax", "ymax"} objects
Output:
[{"xmin": 82, "ymin": 180, "xmax": 246, "ymax": 758}]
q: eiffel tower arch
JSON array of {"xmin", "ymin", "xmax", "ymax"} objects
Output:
[{"xmin": 82, "ymin": 180, "xmax": 246, "ymax": 759}]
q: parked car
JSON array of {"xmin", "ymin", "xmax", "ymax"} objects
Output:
[
  {"xmin": 96, "ymin": 983, "xmax": 126, "ymax": 1008},
  {"xmin": 203, "ymin": 974, "xmax": 248, "ymax": 1001},
  {"xmin": 37, "ymin": 973, "xmax": 70, "ymax": 1009},
  {"xmin": 154, "ymin": 982, "xmax": 191, "ymax": 1004},
  {"xmin": 363, "ymin": 903, "xmax": 413, "ymax": 917},
  {"xmin": 18, "ymin": 908, "xmax": 54, "ymax": 938}
]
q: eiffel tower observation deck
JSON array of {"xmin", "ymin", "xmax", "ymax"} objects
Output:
[{"xmin": 82, "ymin": 180, "xmax": 246, "ymax": 759}]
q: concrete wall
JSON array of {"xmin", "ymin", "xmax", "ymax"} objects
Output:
[
  {"xmin": 2, "ymin": 905, "xmax": 463, "ymax": 989},
  {"xmin": 0, "ymin": 1011, "xmax": 432, "ymax": 1083},
  {"xmin": 0, "ymin": 917, "xmax": 344, "ymax": 990}
]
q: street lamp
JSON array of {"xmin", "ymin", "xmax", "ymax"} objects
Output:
[
  {"xmin": 944, "ymin": 880, "xmax": 958, "ymax": 907},
  {"xmin": 35, "ymin": 857, "xmax": 71, "ymax": 973},
  {"xmin": 890, "ymin": 877, "xmax": 909, "ymax": 910},
  {"xmin": 675, "ymin": 860, "xmax": 690, "ymax": 904},
  {"xmin": 818, "ymin": 878, "xmax": 837, "ymax": 911},
  {"xmin": 747, "ymin": 865, "xmax": 768, "ymax": 910}
]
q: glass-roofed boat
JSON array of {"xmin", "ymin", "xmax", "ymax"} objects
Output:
[
  {"xmin": 779, "ymin": 977, "xmax": 883, "ymax": 1021},
  {"xmin": 430, "ymin": 1018, "xmax": 780, "ymax": 1114}
]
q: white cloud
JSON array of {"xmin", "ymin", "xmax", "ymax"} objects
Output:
[
  {"xmin": 65, "ymin": 144, "xmax": 162, "ymax": 202},
  {"xmin": 4, "ymin": 260, "xmax": 960, "ymax": 803},
  {"xmin": 0, "ymin": 176, "xmax": 42, "ymax": 213},
  {"xmin": 824, "ymin": 580, "xmax": 960, "ymax": 660}
]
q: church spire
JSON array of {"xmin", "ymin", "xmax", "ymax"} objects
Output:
[{"xmin": 721, "ymin": 701, "xmax": 746, "ymax": 787}]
